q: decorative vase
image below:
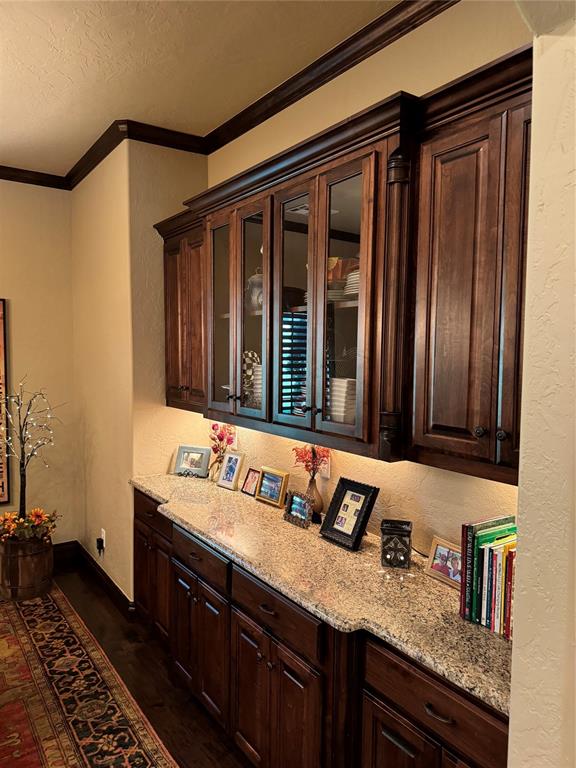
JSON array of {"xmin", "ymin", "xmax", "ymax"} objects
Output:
[
  {"xmin": 306, "ymin": 477, "xmax": 323, "ymax": 523},
  {"xmin": 0, "ymin": 537, "xmax": 53, "ymax": 600},
  {"xmin": 209, "ymin": 459, "xmax": 223, "ymax": 483}
]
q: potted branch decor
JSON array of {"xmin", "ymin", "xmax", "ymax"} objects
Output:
[{"xmin": 0, "ymin": 382, "xmax": 57, "ymax": 599}]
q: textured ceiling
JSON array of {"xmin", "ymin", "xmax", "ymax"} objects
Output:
[{"xmin": 0, "ymin": 0, "xmax": 395, "ymax": 175}]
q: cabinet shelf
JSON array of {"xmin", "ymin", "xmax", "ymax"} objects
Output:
[
  {"xmin": 285, "ymin": 300, "xmax": 359, "ymax": 314},
  {"xmin": 219, "ymin": 310, "xmax": 263, "ymax": 319}
]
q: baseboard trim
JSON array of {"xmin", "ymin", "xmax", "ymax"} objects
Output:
[{"xmin": 53, "ymin": 540, "xmax": 135, "ymax": 618}]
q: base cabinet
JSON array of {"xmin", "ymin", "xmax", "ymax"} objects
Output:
[
  {"xmin": 133, "ymin": 520, "xmax": 172, "ymax": 640},
  {"xmin": 230, "ymin": 608, "xmax": 323, "ymax": 768}
]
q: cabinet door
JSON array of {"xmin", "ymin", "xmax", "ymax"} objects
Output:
[
  {"xmin": 171, "ymin": 560, "xmax": 197, "ymax": 689},
  {"xmin": 207, "ymin": 211, "xmax": 235, "ymax": 414},
  {"xmin": 270, "ymin": 640, "xmax": 322, "ymax": 768},
  {"xmin": 151, "ymin": 532, "xmax": 172, "ymax": 641},
  {"xmin": 362, "ymin": 692, "xmax": 441, "ymax": 768},
  {"xmin": 496, "ymin": 102, "xmax": 530, "ymax": 469},
  {"xmin": 236, "ymin": 198, "xmax": 271, "ymax": 421},
  {"xmin": 315, "ymin": 154, "xmax": 376, "ymax": 440},
  {"xmin": 273, "ymin": 182, "xmax": 316, "ymax": 430},
  {"xmin": 165, "ymin": 237, "xmax": 207, "ymax": 410},
  {"xmin": 197, "ymin": 580, "xmax": 230, "ymax": 728},
  {"xmin": 230, "ymin": 609, "xmax": 270, "ymax": 766},
  {"xmin": 134, "ymin": 519, "xmax": 152, "ymax": 620},
  {"xmin": 413, "ymin": 114, "xmax": 503, "ymax": 460},
  {"xmin": 442, "ymin": 753, "xmax": 472, "ymax": 768}
]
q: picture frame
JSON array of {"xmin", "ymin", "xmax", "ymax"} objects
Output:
[
  {"xmin": 320, "ymin": 477, "xmax": 379, "ymax": 551},
  {"xmin": 283, "ymin": 490, "xmax": 314, "ymax": 529},
  {"xmin": 174, "ymin": 445, "xmax": 211, "ymax": 478},
  {"xmin": 255, "ymin": 466, "xmax": 289, "ymax": 508},
  {"xmin": 241, "ymin": 467, "xmax": 261, "ymax": 496},
  {"xmin": 0, "ymin": 299, "xmax": 9, "ymax": 504},
  {"xmin": 217, "ymin": 450, "xmax": 244, "ymax": 490},
  {"xmin": 425, "ymin": 536, "xmax": 462, "ymax": 590}
]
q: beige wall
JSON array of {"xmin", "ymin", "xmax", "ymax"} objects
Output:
[
  {"xmin": 70, "ymin": 143, "xmax": 133, "ymax": 595},
  {"xmin": 0, "ymin": 181, "xmax": 79, "ymax": 542},
  {"xmin": 208, "ymin": 0, "xmax": 532, "ymax": 186},
  {"xmin": 509, "ymin": 12, "xmax": 575, "ymax": 768}
]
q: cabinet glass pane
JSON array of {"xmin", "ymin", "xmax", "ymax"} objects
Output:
[
  {"xmin": 212, "ymin": 224, "xmax": 230, "ymax": 404},
  {"xmin": 279, "ymin": 194, "xmax": 310, "ymax": 418},
  {"xmin": 323, "ymin": 174, "xmax": 362, "ymax": 426},
  {"xmin": 241, "ymin": 212, "xmax": 264, "ymax": 410}
]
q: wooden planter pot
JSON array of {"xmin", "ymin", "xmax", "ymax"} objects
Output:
[{"xmin": 0, "ymin": 538, "xmax": 53, "ymax": 600}]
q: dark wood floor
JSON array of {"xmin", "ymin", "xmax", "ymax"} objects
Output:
[{"xmin": 55, "ymin": 568, "xmax": 250, "ymax": 768}]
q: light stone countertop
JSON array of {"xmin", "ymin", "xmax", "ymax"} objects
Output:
[{"xmin": 131, "ymin": 473, "xmax": 512, "ymax": 715}]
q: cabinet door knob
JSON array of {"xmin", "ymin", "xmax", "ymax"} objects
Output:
[
  {"xmin": 302, "ymin": 405, "xmax": 312, "ymax": 413},
  {"xmin": 266, "ymin": 661, "xmax": 275, "ymax": 671},
  {"xmin": 311, "ymin": 407, "xmax": 322, "ymax": 416},
  {"xmin": 424, "ymin": 702, "xmax": 454, "ymax": 725},
  {"xmin": 256, "ymin": 650, "xmax": 264, "ymax": 662},
  {"xmin": 226, "ymin": 394, "xmax": 234, "ymax": 401},
  {"xmin": 496, "ymin": 429, "xmax": 508, "ymax": 441},
  {"xmin": 177, "ymin": 385, "xmax": 190, "ymax": 393},
  {"xmin": 234, "ymin": 394, "xmax": 242, "ymax": 402},
  {"xmin": 473, "ymin": 425, "xmax": 488, "ymax": 438}
]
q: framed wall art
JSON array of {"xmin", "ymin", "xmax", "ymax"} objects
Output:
[
  {"xmin": 320, "ymin": 477, "xmax": 379, "ymax": 551},
  {"xmin": 0, "ymin": 300, "xmax": 9, "ymax": 505}
]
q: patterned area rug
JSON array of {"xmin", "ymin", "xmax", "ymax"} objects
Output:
[{"xmin": 0, "ymin": 585, "xmax": 178, "ymax": 767}]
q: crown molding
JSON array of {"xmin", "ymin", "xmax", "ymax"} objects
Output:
[{"xmin": 0, "ymin": 0, "xmax": 460, "ymax": 192}]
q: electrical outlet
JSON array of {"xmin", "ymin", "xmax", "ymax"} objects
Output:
[
  {"xmin": 318, "ymin": 456, "xmax": 331, "ymax": 480},
  {"xmin": 100, "ymin": 528, "xmax": 106, "ymax": 549}
]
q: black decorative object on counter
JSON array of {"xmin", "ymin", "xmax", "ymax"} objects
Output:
[{"xmin": 380, "ymin": 519, "xmax": 412, "ymax": 569}]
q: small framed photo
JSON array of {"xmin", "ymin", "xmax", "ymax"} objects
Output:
[
  {"xmin": 283, "ymin": 490, "xmax": 314, "ymax": 529},
  {"xmin": 241, "ymin": 468, "xmax": 261, "ymax": 496},
  {"xmin": 320, "ymin": 478, "xmax": 379, "ymax": 551},
  {"xmin": 217, "ymin": 450, "xmax": 244, "ymax": 491},
  {"xmin": 174, "ymin": 445, "xmax": 211, "ymax": 478},
  {"xmin": 255, "ymin": 466, "xmax": 289, "ymax": 508},
  {"xmin": 425, "ymin": 537, "xmax": 462, "ymax": 589}
]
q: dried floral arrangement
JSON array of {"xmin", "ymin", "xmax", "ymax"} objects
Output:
[
  {"xmin": 209, "ymin": 422, "xmax": 236, "ymax": 479},
  {"xmin": 0, "ymin": 381, "xmax": 58, "ymax": 541},
  {"xmin": 292, "ymin": 444, "xmax": 330, "ymax": 480}
]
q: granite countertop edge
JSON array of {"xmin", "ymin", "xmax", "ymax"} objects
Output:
[{"xmin": 131, "ymin": 476, "xmax": 510, "ymax": 716}]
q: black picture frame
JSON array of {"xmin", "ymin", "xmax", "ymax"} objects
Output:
[
  {"xmin": 320, "ymin": 477, "xmax": 379, "ymax": 551},
  {"xmin": 283, "ymin": 490, "xmax": 314, "ymax": 529}
]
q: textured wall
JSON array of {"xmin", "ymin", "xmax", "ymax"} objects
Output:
[
  {"xmin": 208, "ymin": 1, "xmax": 531, "ymax": 186},
  {"xmin": 508, "ymin": 12, "xmax": 576, "ymax": 768},
  {"xmin": 0, "ymin": 181, "xmax": 79, "ymax": 542},
  {"xmin": 70, "ymin": 144, "xmax": 134, "ymax": 596}
]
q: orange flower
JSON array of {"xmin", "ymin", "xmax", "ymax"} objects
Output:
[{"xmin": 29, "ymin": 507, "xmax": 46, "ymax": 525}]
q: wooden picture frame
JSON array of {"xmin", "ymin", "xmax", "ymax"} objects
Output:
[
  {"xmin": 255, "ymin": 466, "xmax": 289, "ymax": 508},
  {"xmin": 174, "ymin": 445, "xmax": 211, "ymax": 478},
  {"xmin": 217, "ymin": 450, "xmax": 244, "ymax": 491},
  {"xmin": 320, "ymin": 477, "xmax": 379, "ymax": 551},
  {"xmin": 0, "ymin": 300, "xmax": 9, "ymax": 505},
  {"xmin": 241, "ymin": 467, "xmax": 261, "ymax": 496},
  {"xmin": 425, "ymin": 536, "xmax": 462, "ymax": 590},
  {"xmin": 283, "ymin": 490, "xmax": 314, "ymax": 529}
]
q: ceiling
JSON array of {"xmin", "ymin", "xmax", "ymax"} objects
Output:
[{"xmin": 0, "ymin": 0, "xmax": 395, "ymax": 175}]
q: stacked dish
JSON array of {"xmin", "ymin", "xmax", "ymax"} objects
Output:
[
  {"xmin": 328, "ymin": 377, "xmax": 356, "ymax": 423},
  {"xmin": 252, "ymin": 364, "xmax": 262, "ymax": 406},
  {"xmin": 343, "ymin": 270, "xmax": 360, "ymax": 297}
]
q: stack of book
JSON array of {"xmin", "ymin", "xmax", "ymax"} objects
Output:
[{"xmin": 460, "ymin": 516, "xmax": 517, "ymax": 640}]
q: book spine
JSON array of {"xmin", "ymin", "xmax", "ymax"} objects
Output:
[
  {"xmin": 508, "ymin": 552, "xmax": 517, "ymax": 640},
  {"xmin": 485, "ymin": 547, "xmax": 494, "ymax": 630},
  {"xmin": 460, "ymin": 524, "xmax": 468, "ymax": 618},
  {"xmin": 473, "ymin": 546, "xmax": 485, "ymax": 623},
  {"xmin": 490, "ymin": 550, "xmax": 497, "ymax": 629},
  {"xmin": 464, "ymin": 525, "xmax": 474, "ymax": 620},
  {"xmin": 505, "ymin": 551, "xmax": 516, "ymax": 639},
  {"xmin": 481, "ymin": 547, "xmax": 490, "ymax": 626},
  {"xmin": 494, "ymin": 550, "xmax": 503, "ymax": 635}
]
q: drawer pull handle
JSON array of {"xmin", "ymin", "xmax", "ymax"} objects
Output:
[
  {"xmin": 380, "ymin": 727, "xmax": 417, "ymax": 758},
  {"xmin": 258, "ymin": 603, "xmax": 276, "ymax": 616},
  {"xmin": 424, "ymin": 703, "xmax": 454, "ymax": 725},
  {"xmin": 145, "ymin": 511, "xmax": 154, "ymax": 518},
  {"xmin": 188, "ymin": 552, "xmax": 201, "ymax": 561}
]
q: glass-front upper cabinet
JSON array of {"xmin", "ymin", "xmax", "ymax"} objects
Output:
[
  {"xmin": 207, "ymin": 211, "xmax": 234, "ymax": 413},
  {"xmin": 315, "ymin": 155, "xmax": 376, "ymax": 439},
  {"xmin": 273, "ymin": 183, "xmax": 316, "ymax": 430},
  {"xmin": 235, "ymin": 199, "xmax": 271, "ymax": 420}
]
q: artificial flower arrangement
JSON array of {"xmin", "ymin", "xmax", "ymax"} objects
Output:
[
  {"xmin": 209, "ymin": 422, "xmax": 236, "ymax": 480},
  {"xmin": 0, "ymin": 507, "xmax": 57, "ymax": 542}
]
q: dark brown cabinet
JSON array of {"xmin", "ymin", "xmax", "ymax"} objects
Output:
[
  {"xmin": 442, "ymin": 754, "xmax": 472, "ymax": 768},
  {"xmin": 362, "ymin": 692, "xmax": 441, "ymax": 767},
  {"xmin": 230, "ymin": 607, "xmax": 323, "ymax": 768},
  {"xmin": 411, "ymin": 95, "xmax": 531, "ymax": 483},
  {"xmin": 171, "ymin": 559, "xmax": 230, "ymax": 729},
  {"xmin": 165, "ymin": 231, "xmax": 207, "ymax": 412}
]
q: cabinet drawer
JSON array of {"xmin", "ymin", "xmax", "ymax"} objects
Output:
[
  {"xmin": 172, "ymin": 525, "xmax": 230, "ymax": 594},
  {"xmin": 364, "ymin": 641, "xmax": 508, "ymax": 768},
  {"xmin": 134, "ymin": 489, "xmax": 172, "ymax": 540},
  {"xmin": 232, "ymin": 567, "xmax": 323, "ymax": 665}
]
